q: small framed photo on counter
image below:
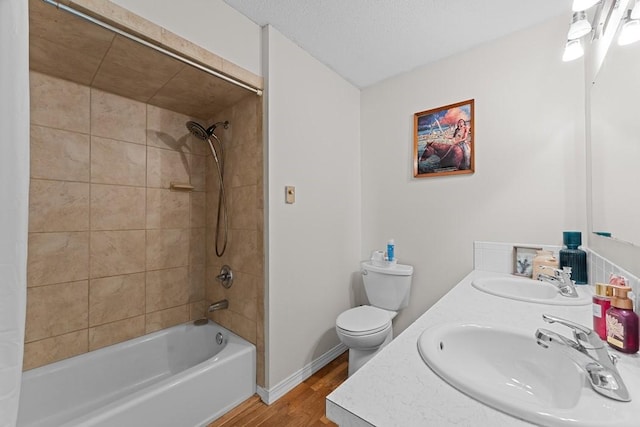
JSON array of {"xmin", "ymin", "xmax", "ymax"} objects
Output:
[{"xmin": 513, "ymin": 246, "xmax": 541, "ymax": 278}]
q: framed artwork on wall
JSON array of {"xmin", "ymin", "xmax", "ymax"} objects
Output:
[{"xmin": 413, "ymin": 99, "xmax": 474, "ymax": 178}]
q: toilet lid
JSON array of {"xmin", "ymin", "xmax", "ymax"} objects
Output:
[{"xmin": 336, "ymin": 306, "xmax": 391, "ymax": 334}]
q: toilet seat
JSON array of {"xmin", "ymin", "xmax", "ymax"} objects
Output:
[{"xmin": 336, "ymin": 306, "xmax": 392, "ymax": 336}]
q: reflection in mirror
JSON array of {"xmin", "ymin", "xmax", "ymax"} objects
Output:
[{"xmin": 591, "ymin": 35, "xmax": 640, "ymax": 246}]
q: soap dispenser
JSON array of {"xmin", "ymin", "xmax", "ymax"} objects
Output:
[
  {"xmin": 605, "ymin": 285, "xmax": 639, "ymax": 354},
  {"xmin": 593, "ymin": 283, "xmax": 613, "ymax": 341},
  {"xmin": 559, "ymin": 231, "xmax": 587, "ymax": 284}
]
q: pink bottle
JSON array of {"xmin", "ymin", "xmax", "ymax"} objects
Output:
[
  {"xmin": 606, "ymin": 285, "xmax": 639, "ymax": 354},
  {"xmin": 593, "ymin": 283, "xmax": 612, "ymax": 341}
]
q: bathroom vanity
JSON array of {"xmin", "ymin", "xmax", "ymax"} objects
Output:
[{"xmin": 326, "ymin": 269, "xmax": 640, "ymax": 426}]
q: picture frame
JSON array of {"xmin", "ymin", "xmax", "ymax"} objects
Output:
[
  {"xmin": 513, "ymin": 246, "xmax": 542, "ymax": 278},
  {"xmin": 413, "ymin": 99, "xmax": 474, "ymax": 178}
]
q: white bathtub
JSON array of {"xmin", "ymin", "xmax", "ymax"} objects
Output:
[{"xmin": 17, "ymin": 320, "xmax": 256, "ymax": 427}]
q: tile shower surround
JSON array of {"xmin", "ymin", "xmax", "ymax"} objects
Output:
[
  {"xmin": 25, "ymin": 71, "xmax": 264, "ymax": 383},
  {"xmin": 204, "ymin": 95, "xmax": 265, "ymax": 385},
  {"xmin": 26, "ymin": 71, "xmax": 206, "ymax": 369}
]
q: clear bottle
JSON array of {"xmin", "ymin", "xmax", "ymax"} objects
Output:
[
  {"xmin": 606, "ymin": 285, "xmax": 639, "ymax": 354},
  {"xmin": 559, "ymin": 231, "xmax": 587, "ymax": 284},
  {"xmin": 593, "ymin": 283, "xmax": 613, "ymax": 340}
]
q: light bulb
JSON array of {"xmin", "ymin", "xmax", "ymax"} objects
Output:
[
  {"xmin": 568, "ymin": 11, "xmax": 592, "ymax": 39},
  {"xmin": 618, "ymin": 18, "xmax": 640, "ymax": 45},
  {"xmin": 563, "ymin": 39, "xmax": 584, "ymax": 62}
]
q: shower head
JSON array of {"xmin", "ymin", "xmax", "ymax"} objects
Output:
[
  {"xmin": 185, "ymin": 120, "xmax": 230, "ymax": 140},
  {"xmin": 186, "ymin": 121, "xmax": 209, "ymax": 140},
  {"xmin": 184, "ymin": 120, "xmax": 231, "ymax": 258}
]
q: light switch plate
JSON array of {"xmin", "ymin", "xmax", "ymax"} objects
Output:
[{"xmin": 285, "ymin": 186, "xmax": 295, "ymax": 204}]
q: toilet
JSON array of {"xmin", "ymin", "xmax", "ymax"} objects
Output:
[{"xmin": 336, "ymin": 261, "xmax": 414, "ymax": 376}]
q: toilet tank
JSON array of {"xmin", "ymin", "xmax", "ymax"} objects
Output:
[{"xmin": 361, "ymin": 261, "xmax": 414, "ymax": 310}]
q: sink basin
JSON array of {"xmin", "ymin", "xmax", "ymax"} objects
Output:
[
  {"xmin": 418, "ymin": 323, "xmax": 638, "ymax": 426},
  {"xmin": 472, "ymin": 276, "xmax": 591, "ymax": 305}
]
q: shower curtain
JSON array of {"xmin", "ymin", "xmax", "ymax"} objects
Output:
[{"xmin": 0, "ymin": 0, "xmax": 30, "ymax": 425}]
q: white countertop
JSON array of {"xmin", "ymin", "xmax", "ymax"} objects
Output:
[{"xmin": 326, "ymin": 270, "xmax": 640, "ymax": 426}]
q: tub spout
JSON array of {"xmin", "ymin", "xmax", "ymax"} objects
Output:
[{"xmin": 208, "ymin": 299, "xmax": 229, "ymax": 312}]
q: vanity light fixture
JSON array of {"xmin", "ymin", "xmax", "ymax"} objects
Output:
[
  {"xmin": 562, "ymin": 0, "xmax": 609, "ymax": 62},
  {"xmin": 568, "ymin": 11, "xmax": 593, "ymax": 39},
  {"xmin": 572, "ymin": 0, "xmax": 601, "ymax": 12},
  {"xmin": 618, "ymin": 10, "xmax": 640, "ymax": 45},
  {"xmin": 562, "ymin": 39, "xmax": 585, "ymax": 61}
]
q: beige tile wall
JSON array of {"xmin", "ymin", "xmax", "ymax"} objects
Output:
[
  {"xmin": 204, "ymin": 95, "xmax": 265, "ymax": 387},
  {"xmin": 24, "ymin": 71, "xmax": 210, "ymax": 370}
]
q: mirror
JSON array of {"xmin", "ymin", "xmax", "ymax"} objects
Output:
[{"xmin": 590, "ymin": 35, "xmax": 640, "ymax": 246}]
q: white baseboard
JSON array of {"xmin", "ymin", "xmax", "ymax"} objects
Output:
[{"xmin": 256, "ymin": 343, "xmax": 347, "ymax": 405}]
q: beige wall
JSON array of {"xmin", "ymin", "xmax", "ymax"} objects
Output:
[
  {"xmin": 203, "ymin": 95, "xmax": 265, "ymax": 386},
  {"xmin": 360, "ymin": 15, "xmax": 586, "ymax": 335},
  {"xmin": 25, "ymin": 71, "xmax": 210, "ymax": 369},
  {"xmin": 264, "ymin": 26, "xmax": 362, "ymax": 390}
]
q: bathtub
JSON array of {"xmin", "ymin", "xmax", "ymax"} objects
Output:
[{"xmin": 17, "ymin": 320, "xmax": 256, "ymax": 427}]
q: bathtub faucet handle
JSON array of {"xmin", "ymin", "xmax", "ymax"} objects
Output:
[{"xmin": 216, "ymin": 265, "xmax": 233, "ymax": 288}]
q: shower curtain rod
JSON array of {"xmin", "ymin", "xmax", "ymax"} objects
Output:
[{"xmin": 42, "ymin": 0, "xmax": 263, "ymax": 96}]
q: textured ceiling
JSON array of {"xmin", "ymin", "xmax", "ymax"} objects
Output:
[{"xmin": 224, "ymin": 0, "xmax": 573, "ymax": 88}]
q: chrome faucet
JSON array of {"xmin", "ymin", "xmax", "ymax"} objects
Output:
[
  {"xmin": 535, "ymin": 314, "xmax": 631, "ymax": 402},
  {"xmin": 536, "ymin": 266, "xmax": 579, "ymax": 298},
  {"xmin": 208, "ymin": 299, "xmax": 229, "ymax": 312}
]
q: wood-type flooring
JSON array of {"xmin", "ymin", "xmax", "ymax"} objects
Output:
[{"xmin": 208, "ymin": 351, "xmax": 348, "ymax": 427}]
